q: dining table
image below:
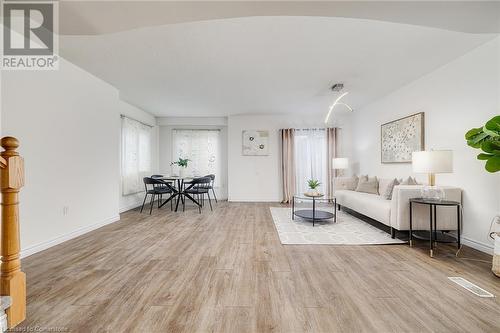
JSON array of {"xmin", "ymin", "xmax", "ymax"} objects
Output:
[{"xmin": 157, "ymin": 176, "xmax": 201, "ymax": 212}]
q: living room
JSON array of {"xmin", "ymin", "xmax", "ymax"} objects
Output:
[{"xmin": 0, "ymin": 1, "xmax": 499, "ymax": 332}]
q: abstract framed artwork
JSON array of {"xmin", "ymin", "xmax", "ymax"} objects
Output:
[
  {"xmin": 381, "ymin": 112, "xmax": 424, "ymax": 163},
  {"xmin": 242, "ymin": 130, "xmax": 269, "ymax": 156}
]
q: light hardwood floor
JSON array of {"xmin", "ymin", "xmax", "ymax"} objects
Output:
[{"xmin": 20, "ymin": 202, "xmax": 500, "ymax": 332}]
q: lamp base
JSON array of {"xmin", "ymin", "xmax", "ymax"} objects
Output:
[{"xmin": 421, "ymin": 186, "xmax": 446, "ymax": 201}]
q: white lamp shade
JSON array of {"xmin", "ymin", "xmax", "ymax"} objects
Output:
[
  {"xmin": 412, "ymin": 150, "xmax": 453, "ymax": 173},
  {"xmin": 332, "ymin": 157, "xmax": 349, "ymax": 169}
]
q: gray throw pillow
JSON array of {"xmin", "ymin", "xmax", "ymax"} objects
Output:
[
  {"xmin": 382, "ymin": 178, "xmax": 399, "ymax": 200},
  {"xmin": 355, "ymin": 176, "xmax": 379, "ymax": 194},
  {"xmin": 400, "ymin": 176, "xmax": 418, "ymax": 185}
]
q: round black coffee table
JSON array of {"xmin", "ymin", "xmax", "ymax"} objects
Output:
[{"xmin": 292, "ymin": 195, "xmax": 336, "ymax": 226}]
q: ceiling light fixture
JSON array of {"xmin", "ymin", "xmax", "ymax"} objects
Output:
[{"xmin": 324, "ymin": 91, "xmax": 352, "ymax": 124}]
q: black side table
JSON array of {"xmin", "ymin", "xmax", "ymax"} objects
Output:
[{"xmin": 409, "ymin": 198, "xmax": 461, "ymax": 257}]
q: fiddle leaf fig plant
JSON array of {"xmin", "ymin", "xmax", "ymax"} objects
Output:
[
  {"xmin": 465, "ymin": 115, "xmax": 500, "ymax": 173},
  {"xmin": 307, "ymin": 179, "xmax": 321, "ymax": 190}
]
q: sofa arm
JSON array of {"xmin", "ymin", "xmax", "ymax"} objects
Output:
[{"xmin": 390, "ymin": 185, "xmax": 462, "ymax": 231}]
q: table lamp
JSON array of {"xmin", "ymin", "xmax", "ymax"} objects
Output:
[
  {"xmin": 332, "ymin": 157, "xmax": 349, "ymax": 177},
  {"xmin": 412, "ymin": 150, "xmax": 453, "ymax": 200}
]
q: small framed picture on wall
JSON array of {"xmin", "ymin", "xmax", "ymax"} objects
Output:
[{"xmin": 242, "ymin": 130, "xmax": 269, "ymax": 156}]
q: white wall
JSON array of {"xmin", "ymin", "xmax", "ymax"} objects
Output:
[
  {"xmin": 351, "ymin": 37, "xmax": 500, "ymax": 253},
  {"xmin": 227, "ymin": 113, "xmax": 352, "ymax": 202},
  {"xmin": 157, "ymin": 117, "xmax": 228, "ymax": 199},
  {"xmin": 1, "ymin": 57, "xmax": 157, "ymax": 256}
]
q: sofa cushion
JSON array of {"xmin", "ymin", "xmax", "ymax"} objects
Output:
[
  {"xmin": 336, "ymin": 190, "xmax": 391, "ymax": 225},
  {"xmin": 355, "ymin": 176, "xmax": 379, "ymax": 195}
]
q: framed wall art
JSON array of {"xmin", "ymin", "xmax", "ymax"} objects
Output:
[
  {"xmin": 381, "ymin": 112, "xmax": 424, "ymax": 163},
  {"xmin": 242, "ymin": 130, "xmax": 269, "ymax": 156}
]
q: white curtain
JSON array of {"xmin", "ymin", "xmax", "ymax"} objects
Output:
[
  {"xmin": 121, "ymin": 117, "xmax": 152, "ymax": 195},
  {"xmin": 294, "ymin": 129, "xmax": 328, "ymax": 195},
  {"xmin": 172, "ymin": 129, "xmax": 220, "ymax": 186}
]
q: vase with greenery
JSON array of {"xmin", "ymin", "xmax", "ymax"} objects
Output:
[
  {"xmin": 306, "ymin": 179, "xmax": 321, "ymax": 196},
  {"xmin": 465, "ymin": 115, "xmax": 500, "ymax": 173},
  {"xmin": 171, "ymin": 158, "xmax": 190, "ymax": 177},
  {"xmin": 465, "ymin": 115, "xmax": 500, "ymax": 277}
]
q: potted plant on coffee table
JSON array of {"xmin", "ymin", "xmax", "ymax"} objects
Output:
[{"xmin": 305, "ymin": 179, "xmax": 322, "ymax": 197}]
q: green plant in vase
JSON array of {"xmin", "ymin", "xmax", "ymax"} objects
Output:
[
  {"xmin": 171, "ymin": 158, "xmax": 190, "ymax": 177},
  {"xmin": 307, "ymin": 179, "xmax": 321, "ymax": 196},
  {"xmin": 465, "ymin": 115, "xmax": 500, "ymax": 173}
]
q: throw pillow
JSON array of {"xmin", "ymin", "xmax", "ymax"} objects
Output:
[
  {"xmin": 382, "ymin": 178, "xmax": 399, "ymax": 200},
  {"xmin": 355, "ymin": 176, "xmax": 379, "ymax": 194},
  {"xmin": 378, "ymin": 178, "xmax": 392, "ymax": 196},
  {"xmin": 335, "ymin": 176, "xmax": 359, "ymax": 191},
  {"xmin": 400, "ymin": 176, "xmax": 418, "ymax": 185}
]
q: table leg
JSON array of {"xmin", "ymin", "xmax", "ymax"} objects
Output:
[
  {"xmin": 409, "ymin": 201, "xmax": 413, "ymax": 247},
  {"xmin": 456, "ymin": 204, "xmax": 461, "ymax": 256},
  {"xmin": 334, "ymin": 198, "xmax": 337, "ymax": 223},
  {"xmin": 433, "ymin": 204, "xmax": 438, "ymax": 247},
  {"xmin": 292, "ymin": 196, "xmax": 295, "ymax": 220},
  {"xmin": 429, "ymin": 204, "xmax": 434, "ymax": 257},
  {"xmin": 312, "ymin": 197, "xmax": 315, "ymax": 227}
]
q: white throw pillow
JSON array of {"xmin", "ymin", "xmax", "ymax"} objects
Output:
[{"xmin": 355, "ymin": 176, "xmax": 379, "ymax": 195}]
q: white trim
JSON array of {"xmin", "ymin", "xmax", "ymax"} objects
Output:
[
  {"xmin": 119, "ymin": 201, "xmax": 143, "ymax": 213},
  {"xmin": 20, "ymin": 215, "xmax": 120, "ymax": 259},
  {"xmin": 461, "ymin": 236, "xmax": 494, "ymax": 255},
  {"xmin": 228, "ymin": 199, "xmax": 280, "ymax": 203}
]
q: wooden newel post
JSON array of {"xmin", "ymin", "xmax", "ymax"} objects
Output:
[{"xmin": 0, "ymin": 137, "xmax": 26, "ymax": 328}]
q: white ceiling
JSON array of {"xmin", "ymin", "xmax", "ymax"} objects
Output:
[{"xmin": 59, "ymin": 16, "xmax": 497, "ymax": 117}]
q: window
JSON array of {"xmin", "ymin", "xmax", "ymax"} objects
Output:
[
  {"xmin": 294, "ymin": 129, "xmax": 327, "ymax": 195},
  {"xmin": 172, "ymin": 129, "xmax": 220, "ymax": 186},
  {"xmin": 121, "ymin": 116, "xmax": 152, "ymax": 195}
]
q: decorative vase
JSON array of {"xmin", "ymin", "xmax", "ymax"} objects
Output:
[{"xmin": 179, "ymin": 167, "xmax": 187, "ymax": 178}]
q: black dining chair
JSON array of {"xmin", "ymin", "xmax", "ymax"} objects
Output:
[
  {"xmin": 183, "ymin": 177, "xmax": 213, "ymax": 213},
  {"xmin": 204, "ymin": 174, "xmax": 217, "ymax": 203},
  {"xmin": 141, "ymin": 177, "xmax": 174, "ymax": 214}
]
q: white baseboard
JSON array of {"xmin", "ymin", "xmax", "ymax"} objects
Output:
[
  {"xmin": 461, "ymin": 236, "xmax": 494, "ymax": 255},
  {"xmin": 20, "ymin": 214, "xmax": 120, "ymax": 259},
  {"xmin": 119, "ymin": 201, "xmax": 144, "ymax": 213},
  {"xmin": 228, "ymin": 199, "xmax": 280, "ymax": 203}
]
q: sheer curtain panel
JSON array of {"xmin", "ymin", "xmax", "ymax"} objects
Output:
[
  {"xmin": 172, "ymin": 129, "xmax": 220, "ymax": 186},
  {"xmin": 294, "ymin": 129, "xmax": 328, "ymax": 196},
  {"xmin": 121, "ymin": 117, "xmax": 152, "ymax": 195}
]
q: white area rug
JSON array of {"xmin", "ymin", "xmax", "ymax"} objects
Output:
[{"xmin": 270, "ymin": 207, "xmax": 405, "ymax": 245}]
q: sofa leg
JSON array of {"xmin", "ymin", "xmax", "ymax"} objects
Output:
[
  {"xmin": 337, "ymin": 204, "xmax": 341, "ymax": 211},
  {"xmin": 390, "ymin": 227, "xmax": 396, "ymax": 239}
]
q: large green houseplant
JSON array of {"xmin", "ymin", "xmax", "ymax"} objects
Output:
[
  {"xmin": 466, "ymin": 115, "xmax": 500, "ymax": 277},
  {"xmin": 465, "ymin": 115, "xmax": 500, "ymax": 173}
]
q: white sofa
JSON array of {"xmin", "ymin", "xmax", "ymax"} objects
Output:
[{"xmin": 334, "ymin": 177, "xmax": 462, "ymax": 237}]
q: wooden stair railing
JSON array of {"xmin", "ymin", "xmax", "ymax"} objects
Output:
[{"xmin": 0, "ymin": 137, "xmax": 26, "ymax": 328}]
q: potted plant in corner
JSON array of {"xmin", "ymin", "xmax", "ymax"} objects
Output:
[
  {"xmin": 171, "ymin": 157, "xmax": 190, "ymax": 178},
  {"xmin": 465, "ymin": 115, "xmax": 500, "ymax": 277},
  {"xmin": 306, "ymin": 179, "xmax": 322, "ymax": 197}
]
